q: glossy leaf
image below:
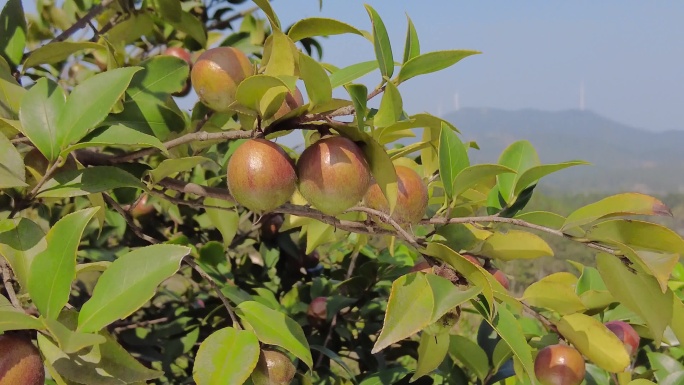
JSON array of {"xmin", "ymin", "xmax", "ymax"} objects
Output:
[
  {"xmin": 522, "ymin": 273, "xmax": 586, "ymax": 315},
  {"xmin": 57, "ymin": 67, "xmax": 142, "ymax": 147},
  {"xmin": 28, "ymin": 208, "xmax": 99, "ymax": 319},
  {"xmin": 587, "ymin": 219, "xmax": 684, "ymax": 255},
  {"xmin": 236, "ymin": 75, "xmax": 289, "ymax": 118},
  {"xmin": 555, "ymin": 313, "xmax": 630, "ymax": 372},
  {"xmin": 513, "ymin": 161, "xmax": 589, "ymax": 196},
  {"xmin": 78, "ymin": 244, "xmax": 190, "ymax": 332},
  {"xmin": 563, "ymin": 193, "xmax": 672, "ymax": 230},
  {"xmin": 0, "ymin": 218, "xmax": 46, "ymax": 291},
  {"xmin": 479, "ymin": 230, "xmax": 553, "ymax": 261},
  {"xmin": 412, "ymin": 332, "xmax": 449, "ymax": 381},
  {"xmin": 66, "ymin": 124, "xmax": 167, "ymax": 154},
  {"xmin": 193, "ymin": 327, "xmax": 260, "ymax": 385},
  {"xmin": 439, "ymin": 122, "xmax": 469, "ymax": 198},
  {"xmin": 126, "ymin": 55, "xmax": 190, "ymax": 97},
  {"xmin": 37, "ymin": 166, "xmax": 144, "ymax": 198},
  {"xmin": 448, "ymin": 335, "xmax": 489, "ymax": 380},
  {"xmin": 452, "ymin": 164, "xmax": 515, "ymax": 199},
  {"xmin": 22, "ymin": 42, "xmax": 103, "ymax": 71},
  {"xmin": 365, "ymin": 5, "xmax": 394, "ymax": 78},
  {"xmin": 299, "ymin": 53, "xmax": 332, "ymax": 106},
  {"xmin": 0, "ymin": 132, "xmax": 26, "ymax": 188},
  {"xmin": 263, "ymin": 31, "xmax": 297, "ymax": 77},
  {"xmin": 497, "ymin": 140, "xmax": 540, "ymax": 203},
  {"xmin": 372, "ymin": 273, "xmax": 433, "ymax": 354},
  {"xmin": 204, "ymin": 197, "xmax": 238, "ymax": 246},
  {"xmin": 597, "ymin": 252, "xmax": 672, "ymax": 346},
  {"xmin": 373, "ymin": 80, "xmax": 403, "ymax": 128},
  {"xmin": 38, "ymin": 332, "xmax": 162, "ymax": 384},
  {"xmin": 288, "ymin": 17, "xmax": 364, "ymax": 42},
  {"xmin": 402, "ymin": 15, "xmax": 420, "ymax": 63},
  {"xmin": 237, "ymin": 300, "xmax": 313, "ymax": 368},
  {"xmin": 0, "ymin": 0, "xmax": 26, "ymax": 68},
  {"xmin": 329, "ymin": 60, "xmax": 378, "ymax": 89},
  {"xmin": 146, "ymin": 156, "xmax": 213, "ymax": 184},
  {"xmin": 18, "ymin": 77, "xmax": 66, "ymax": 161},
  {"xmin": 398, "ymin": 50, "xmax": 480, "ymax": 84}
]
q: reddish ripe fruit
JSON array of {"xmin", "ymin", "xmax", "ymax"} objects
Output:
[
  {"xmin": 297, "ymin": 136, "xmax": 371, "ymax": 215},
  {"xmin": 605, "ymin": 320, "xmax": 640, "ymax": 356},
  {"xmin": 251, "ymin": 349, "xmax": 296, "ymax": 385},
  {"xmin": 488, "ymin": 268, "xmax": 510, "ymax": 290},
  {"xmin": 0, "ymin": 334, "xmax": 45, "ymax": 385},
  {"xmin": 463, "ymin": 254, "xmax": 481, "ymax": 266},
  {"xmin": 307, "ymin": 297, "xmax": 327, "ymax": 327},
  {"xmin": 227, "ymin": 139, "xmax": 297, "ymax": 212},
  {"xmin": 364, "ymin": 165, "xmax": 428, "ymax": 224},
  {"xmin": 534, "ymin": 344, "xmax": 586, "ymax": 385},
  {"xmin": 130, "ymin": 194, "xmax": 155, "ymax": 218},
  {"xmin": 191, "ymin": 47, "xmax": 253, "ymax": 111},
  {"xmin": 164, "ymin": 47, "xmax": 193, "ymax": 97},
  {"xmin": 273, "ymin": 87, "xmax": 304, "ymax": 120}
]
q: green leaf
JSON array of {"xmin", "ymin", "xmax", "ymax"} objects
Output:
[
  {"xmin": 193, "ymin": 327, "xmax": 260, "ymax": 385},
  {"xmin": 0, "ymin": 307, "xmax": 44, "ymax": 332},
  {"xmin": 597, "ymin": 252, "xmax": 673, "ymax": 346},
  {"xmin": 235, "ymin": 75, "xmax": 289, "ymax": 118},
  {"xmin": 305, "ymin": 218, "xmax": 335, "ymax": 254},
  {"xmin": 0, "ymin": 132, "xmax": 26, "ymax": 188},
  {"xmin": 288, "ymin": 17, "xmax": 364, "ymax": 42},
  {"xmin": 18, "ymin": 77, "xmax": 66, "ymax": 161},
  {"xmin": 439, "ymin": 122, "xmax": 469, "ymax": 199},
  {"xmin": 105, "ymin": 13, "xmax": 154, "ymax": 46},
  {"xmin": 154, "ymin": 0, "xmax": 182, "ymax": 23},
  {"xmin": 398, "ymin": 50, "xmax": 480, "ymax": 84},
  {"xmin": 614, "ymin": 242, "xmax": 678, "ymax": 293},
  {"xmin": 237, "ymin": 300, "xmax": 313, "ymax": 369},
  {"xmin": 37, "ymin": 166, "xmax": 144, "ymax": 198},
  {"xmin": 0, "ymin": 0, "xmax": 27, "ymax": 68},
  {"xmin": 43, "ymin": 317, "xmax": 106, "ymax": 354},
  {"xmin": 670, "ymin": 298, "xmax": 684, "ymax": 349},
  {"xmin": 0, "ymin": 56, "xmax": 25, "ymax": 118},
  {"xmin": 78, "ymin": 244, "xmax": 190, "ymax": 333},
  {"xmin": 65, "ymin": 124, "xmax": 167, "ymax": 154},
  {"xmin": 28, "ymin": 208, "xmax": 99, "ymax": 319},
  {"xmin": 497, "ymin": 140, "xmax": 540, "ymax": 204},
  {"xmin": 146, "ymin": 156, "xmax": 213, "ymax": 185},
  {"xmin": 251, "ymin": 0, "xmax": 281, "ymax": 31},
  {"xmin": 22, "ymin": 42, "xmax": 103, "ymax": 71},
  {"xmin": 402, "ymin": 15, "xmax": 420, "ymax": 63},
  {"xmin": 479, "ymin": 230, "xmax": 553, "ymax": 261},
  {"xmin": 310, "ymin": 345, "xmax": 359, "ymax": 384},
  {"xmin": 562, "ymin": 193, "xmax": 672, "ymax": 230},
  {"xmin": 513, "ymin": 161, "xmax": 589, "ymax": 196},
  {"xmin": 104, "ymin": 94, "xmax": 185, "ymax": 140},
  {"xmin": 425, "ymin": 274, "xmax": 482, "ymax": 324},
  {"xmin": 587, "ymin": 219, "xmax": 684, "ymax": 255},
  {"xmin": 555, "ymin": 313, "xmax": 630, "ymax": 372},
  {"xmin": 345, "ymin": 83, "xmax": 367, "ymax": 126},
  {"xmin": 126, "ymin": 55, "xmax": 190, "ymax": 98},
  {"xmin": 660, "ymin": 372, "xmax": 684, "ymax": 385},
  {"xmin": 448, "ymin": 335, "xmax": 490, "ymax": 380},
  {"xmin": 57, "ymin": 67, "xmax": 141, "ymax": 148},
  {"xmin": 452, "ymin": 164, "xmax": 516, "ymax": 198},
  {"xmin": 0, "ymin": 218, "xmax": 46, "ymax": 291},
  {"xmin": 412, "ymin": 332, "xmax": 449, "ymax": 381},
  {"xmin": 364, "ymin": 5, "xmax": 394, "ymax": 78},
  {"xmin": 647, "ymin": 352, "xmax": 684, "ymax": 382},
  {"xmin": 329, "ymin": 60, "xmax": 378, "ymax": 89},
  {"xmin": 38, "ymin": 331, "xmax": 162, "ymax": 384},
  {"xmin": 522, "ymin": 273, "xmax": 586, "ymax": 315},
  {"xmin": 204, "ymin": 197, "xmax": 238, "ymax": 246},
  {"xmin": 299, "ymin": 53, "xmax": 332, "ymax": 107},
  {"xmin": 372, "ymin": 273, "xmax": 433, "ymax": 354},
  {"xmin": 167, "ymin": 11, "xmax": 207, "ymax": 46},
  {"xmin": 373, "ymin": 80, "xmax": 402, "ymax": 128},
  {"xmin": 263, "ymin": 31, "xmax": 297, "ymax": 77}
]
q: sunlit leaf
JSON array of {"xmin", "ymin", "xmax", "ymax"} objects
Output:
[
  {"xmin": 364, "ymin": 5, "xmax": 394, "ymax": 78},
  {"xmin": 18, "ymin": 77, "xmax": 66, "ymax": 161},
  {"xmin": 479, "ymin": 230, "xmax": 553, "ymax": 261},
  {"xmin": 22, "ymin": 42, "xmax": 103, "ymax": 71},
  {"xmin": 0, "ymin": 133, "xmax": 26, "ymax": 188},
  {"xmin": 329, "ymin": 60, "xmax": 378, "ymax": 89},
  {"xmin": 452, "ymin": 164, "xmax": 515, "ymax": 199},
  {"xmin": 497, "ymin": 140, "xmax": 540, "ymax": 204},
  {"xmin": 513, "ymin": 161, "xmax": 589, "ymax": 196},
  {"xmin": 522, "ymin": 273, "xmax": 586, "ymax": 315},
  {"xmin": 563, "ymin": 193, "xmax": 672, "ymax": 230},
  {"xmin": 299, "ymin": 53, "xmax": 332, "ymax": 106},
  {"xmin": 0, "ymin": 0, "xmax": 27, "ymax": 68},
  {"xmin": 398, "ymin": 50, "xmax": 480, "ymax": 84},
  {"xmin": 193, "ymin": 327, "xmax": 260, "ymax": 385},
  {"xmin": 439, "ymin": 122, "xmax": 469, "ymax": 199},
  {"xmin": 402, "ymin": 15, "xmax": 420, "ymax": 63},
  {"xmin": 288, "ymin": 17, "xmax": 364, "ymax": 42}
]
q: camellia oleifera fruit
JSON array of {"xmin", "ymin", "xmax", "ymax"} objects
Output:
[
  {"xmin": 273, "ymin": 87, "xmax": 304, "ymax": 120},
  {"xmin": 191, "ymin": 47, "xmax": 253, "ymax": 111},
  {"xmin": 164, "ymin": 47, "xmax": 193, "ymax": 97},
  {"xmin": 0, "ymin": 334, "xmax": 44, "ymax": 385},
  {"xmin": 534, "ymin": 344, "xmax": 586, "ymax": 385},
  {"xmin": 605, "ymin": 320, "xmax": 640, "ymax": 356},
  {"xmin": 364, "ymin": 165, "xmax": 428, "ymax": 224},
  {"xmin": 307, "ymin": 296, "xmax": 327, "ymax": 328},
  {"xmin": 251, "ymin": 349, "xmax": 296, "ymax": 385},
  {"xmin": 297, "ymin": 136, "xmax": 371, "ymax": 215},
  {"xmin": 227, "ymin": 139, "xmax": 297, "ymax": 212}
]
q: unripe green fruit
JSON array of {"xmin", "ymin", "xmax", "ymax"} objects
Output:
[
  {"xmin": 191, "ymin": 47, "xmax": 253, "ymax": 111},
  {"xmin": 297, "ymin": 136, "xmax": 371, "ymax": 215},
  {"xmin": 251, "ymin": 349, "xmax": 296, "ymax": 385},
  {"xmin": 534, "ymin": 344, "xmax": 586, "ymax": 385},
  {"xmin": 364, "ymin": 165, "xmax": 428, "ymax": 224},
  {"xmin": 605, "ymin": 320, "xmax": 640, "ymax": 356},
  {"xmin": 227, "ymin": 139, "xmax": 297, "ymax": 212},
  {"xmin": 273, "ymin": 87, "xmax": 304, "ymax": 120},
  {"xmin": 0, "ymin": 334, "xmax": 44, "ymax": 385}
]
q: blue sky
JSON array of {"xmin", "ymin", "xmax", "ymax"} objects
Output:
[{"xmin": 268, "ymin": 1, "xmax": 683, "ymax": 132}]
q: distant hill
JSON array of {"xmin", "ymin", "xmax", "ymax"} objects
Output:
[{"xmin": 442, "ymin": 108, "xmax": 684, "ymax": 194}]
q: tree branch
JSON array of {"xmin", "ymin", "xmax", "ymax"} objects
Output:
[
  {"xmin": 0, "ymin": 259, "xmax": 21, "ymax": 308},
  {"xmin": 51, "ymin": 0, "xmax": 117, "ymax": 43},
  {"xmin": 207, "ymin": 5, "xmax": 260, "ymax": 31}
]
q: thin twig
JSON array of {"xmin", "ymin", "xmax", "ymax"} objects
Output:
[
  {"xmin": 520, "ymin": 301, "xmax": 559, "ymax": 336},
  {"xmin": 207, "ymin": 5, "xmax": 260, "ymax": 31},
  {"xmin": 0, "ymin": 259, "xmax": 21, "ymax": 308},
  {"xmin": 10, "ymin": 137, "xmax": 30, "ymax": 144},
  {"xmin": 113, "ymin": 317, "xmax": 169, "ymax": 332},
  {"xmin": 27, "ymin": 158, "xmax": 62, "ymax": 200},
  {"xmin": 103, "ymin": 193, "xmax": 161, "ymax": 244},
  {"xmin": 346, "ymin": 206, "xmax": 421, "ymax": 248},
  {"xmin": 50, "ymin": 0, "xmax": 117, "ymax": 43}
]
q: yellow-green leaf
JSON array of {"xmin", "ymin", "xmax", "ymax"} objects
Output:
[
  {"xmin": 402, "ymin": 15, "xmax": 420, "ymax": 63},
  {"xmin": 193, "ymin": 327, "xmax": 260, "ymax": 385},
  {"xmin": 398, "ymin": 50, "xmax": 480, "ymax": 84},
  {"xmin": 373, "ymin": 80, "xmax": 402, "ymax": 128},
  {"xmin": 522, "ymin": 273, "xmax": 586, "ymax": 315},
  {"xmin": 22, "ymin": 42, "xmax": 103, "ymax": 71},
  {"xmin": 364, "ymin": 5, "xmax": 394, "ymax": 78},
  {"xmin": 562, "ymin": 193, "xmax": 672, "ymax": 230},
  {"xmin": 452, "ymin": 164, "xmax": 515, "ymax": 198},
  {"xmin": 479, "ymin": 230, "xmax": 553, "ymax": 261},
  {"xmin": 299, "ymin": 53, "xmax": 332, "ymax": 107},
  {"xmin": 587, "ymin": 219, "xmax": 684, "ymax": 255},
  {"xmin": 412, "ymin": 332, "xmax": 449, "ymax": 382},
  {"xmin": 235, "ymin": 75, "xmax": 289, "ymax": 119},
  {"xmin": 288, "ymin": 17, "xmax": 364, "ymax": 42}
]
